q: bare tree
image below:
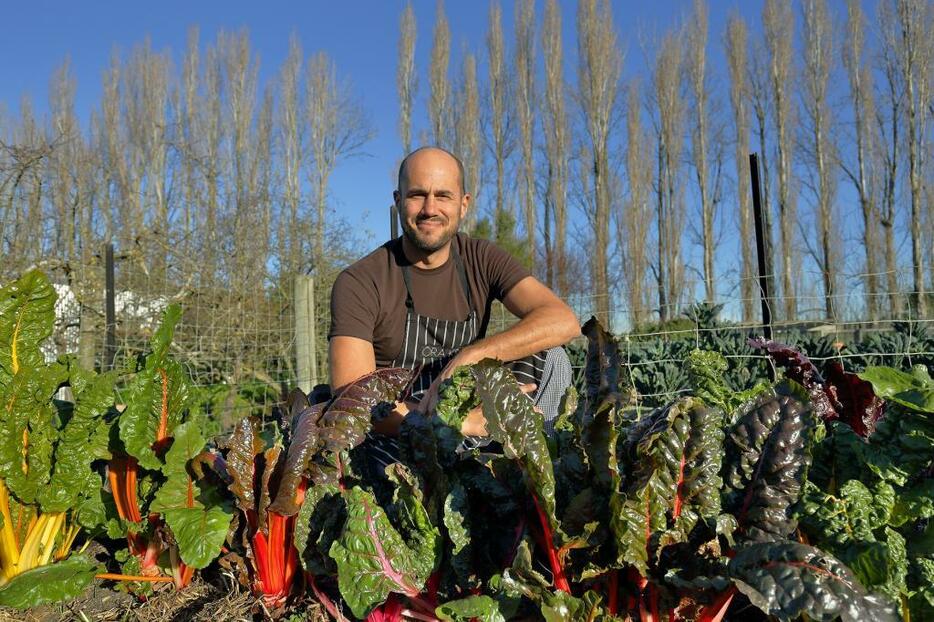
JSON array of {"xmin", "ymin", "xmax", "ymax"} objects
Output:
[
  {"xmin": 487, "ymin": 1, "xmax": 514, "ymax": 229},
  {"xmin": 397, "ymin": 2, "xmax": 417, "ymax": 155},
  {"xmin": 453, "ymin": 51, "xmax": 481, "ymax": 231},
  {"xmin": 541, "ymin": 0, "xmax": 569, "ymax": 295},
  {"xmin": 651, "ymin": 31, "xmax": 686, "ymax": 322},
  {"xmin": 763, "ymin": 0, "xmax": 797, "ymax": 319},
  {"xmin": 305, "ymin": 52, "xmax": 374, "ymax": 275},
  {"xmin": 577, "ymin": 0, "xmax": 621, "ymax": 328},
  {"xmin": 623, "ymin": 80, "xmax": 652, "ymax": 327},
  {"xmin": 515, "ymin": 0, "xmax": 536, "ymax": 270},
  {"xmin": 429, "ymin": 0, "xmax": 451, "ymax": 148},
  {"xmin": 894, "ymin": 0, "xmax": 931, "ymax": 316},
  {"xmin": 686, "ymin": 0, "xmax": 716, "ymax": 303},
  {"xmin": 747, "ymin": 38, "xmax": 778, "ymax": 315},
  {"xmin": 725, "ymin": 14, "xmax": 756, "ymax": 322},
  {"xmin": 801, "ymin": 0, "xmax": 839, "ymax": 320},
  {"xmin": 279, "ymin": 35, "xmax": 304, "ymax": 278},
  {"xmin": 876, "ymin": 1, "xmax": 904, "ymax": 316},
  {"xmin": 842, "ymin": 0, "xmax": 881, "ymax": 320}
]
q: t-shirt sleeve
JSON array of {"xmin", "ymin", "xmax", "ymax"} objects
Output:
[
  {"xmin": 328, "ymin": 269, "xmax": 379, "ymax": 342},
  {"xmin": 480, "ymin": 239, "xmax": 532, "ymax": 300}
]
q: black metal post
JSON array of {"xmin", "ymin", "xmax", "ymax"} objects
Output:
[
  {"xmin": 750, "ymin": 153, "xmax": 776, "ymax": 380},
  {"xmin": 104, "ymin": 243, "xmax": 116, "ymax": 371},
  {"xmin": 390, "ymin": 204, "xmax": 399, "ymax": 239}
]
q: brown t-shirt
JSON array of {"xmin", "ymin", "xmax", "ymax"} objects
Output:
[{"xmin": 328, "ymin": 233, "xmax": 531, "ymax": 367}]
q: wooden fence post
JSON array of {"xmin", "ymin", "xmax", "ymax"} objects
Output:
[{"xmin": 294, "ymin": 275, "xmax": 318, "ymax": 393}]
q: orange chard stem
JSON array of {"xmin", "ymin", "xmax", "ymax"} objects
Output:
[{"xmin": 156, "ymin": 368, "xmax": 169, "ymax": 442}]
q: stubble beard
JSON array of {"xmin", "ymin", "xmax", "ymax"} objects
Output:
[{"xmin": 401, "ymin": 217, "xmax": 458, "ymax": 253}]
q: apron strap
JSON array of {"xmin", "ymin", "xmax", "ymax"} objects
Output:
[{"xmin": 400, "ymin": 240, "xmax": 474, "ymax": 314}]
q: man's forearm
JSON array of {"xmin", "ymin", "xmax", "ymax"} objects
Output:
[{"xmin": 461, "ymin": 302, "xmax": 579, "ymax": 365}]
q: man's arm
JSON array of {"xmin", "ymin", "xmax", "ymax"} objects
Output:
[
  {"xmin": 451, "ymin": 275, "xmax": 580, "ymax": 368},
  {"xmin": 418, "ymin": 276, "xmax": 579, "ymax": 416}
]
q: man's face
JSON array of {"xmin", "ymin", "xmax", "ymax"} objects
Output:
[{"xmin": 394, "ymin": 150, "xmax": 469, "ymax": 253}]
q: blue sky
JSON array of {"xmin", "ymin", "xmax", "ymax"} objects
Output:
[
  {"xmin": 2, "ymin": 0, "xmax": 894, "ymax": 323},
  {"xmin": 0, "ymin": 0, "xmax": 769, "ymax": 244}
]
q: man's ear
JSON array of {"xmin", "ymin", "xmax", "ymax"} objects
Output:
[{"xmin": 460, "ymin": 192, "xmax": 471, "ymax": 219}]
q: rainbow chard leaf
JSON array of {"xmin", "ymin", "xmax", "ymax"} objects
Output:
[
  {"xmin": 329, "ymin": 487, "xmax": 436, "ymax": 618},
  {"xmin": 723, "ymin": 383, "xmax": 815, "ymax": 541},
  {"xmin": 613, "ymin": 398, "xmax": 723, "ymax": 575},
  {"xmin": 580, "ymin": 317, "xmax": 625, "ymax": 408},
  {"xmin": 729, "ymin": 540, "xmax": 898, "ymax": 622},
  {"xmin": 118, "ymin": 304, "xmax": 192, "ymax": 470},
  {"xmin": 0, "ymin": 554, "xmax": 100, "ymax": 609},
  {"xmin": 436, "ymin": 595, "xmax": 506, "ymax": 622},
  {"xmin": 152, "ymin": 421, "xmax": 232, "ymax": 569},
  {"xmin": 0, "ymin": 269, "xmax": 56, "ymax": 385}
]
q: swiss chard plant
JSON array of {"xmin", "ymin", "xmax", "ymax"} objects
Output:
[
  {"xmin": 104, "ymin": 304, "xmax": 233, "ymax": 589},
  {"xmin": 0, "ymin": 271, "xmax": 112, "ymax": 608},
  {"xmin": 222, "ymin": 367, "xmax": 417, "ymax": 612}
]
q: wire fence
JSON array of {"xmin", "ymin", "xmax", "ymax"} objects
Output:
[{"xmin": 38, "ymin": 255, "xmax": 934, "ymax": 429}]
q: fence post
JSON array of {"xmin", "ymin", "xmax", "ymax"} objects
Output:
[
  {"xmin": 104, "ymin": 243, "xmax": 116, "ymax": 371},
  {"xmin": 294, "ymin": 275, "xmax": 318, "ymax": 393},
  {"xmin": 390, "ymin": 204, "xmax": 399, "ymax": 239},
  {"xmin": 749, "ymin": 153, "xmax": 776, "ymax": 381}
]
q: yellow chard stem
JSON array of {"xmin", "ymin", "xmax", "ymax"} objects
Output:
[
  {"xmin": 55, "ymin": 520, "xmax": 80, "ymax": 562},
  {"xmin": 37, "ymin": 512, "xmax": 65, "ymax": 567},
  {"xmin": 17, "ymin": 513, "xmax": 51, "ymax": 573},
  {"xmin": 0, "ymin": 481, "xmax": 20, "ymax": 579}
]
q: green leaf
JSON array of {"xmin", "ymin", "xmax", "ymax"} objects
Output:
[
  {"xmin": 840, "ymin": 528, "xmax": 907, "ymax": 602},
  {"xmin": 436, "ymin": 595, "xmax": 506, "ymax": 622},
  {"xmin": 152, "ymin": 421, "xmax": 232, "ymax": 569},
  {"xmin": 471, "ymin": 360, "xmax": 558, "ymax": 531},
  {"xmin": 859, "ymin": 365, "xmax": 934, "ymax": 412},
  {"xmin": 162, "ymin": 506, "xmax": 232, "ymax": 569},
  {"xmin": 119, "ymin": 359, "xmax": 191, "ymax": 471},
  {"xmin": 294, "ymin": 481, "xmax": 344, "ymax": 575},
  {"xmin": 329, "ymin": 487, "xmax": 431, "ymax": 618},
  {"xmin": 0, "ymin": 270, "xmax": 56, "ymax": 387},
  {"xmin": 442, "ymin": 480, "xmax": 474, "ymax": 589},
  {"xmin": 0, "ymin": 554, "xmax": 100, "ymax": 609},
  {"xmin": 39, "ymin": 366, "xmax": 115, "ymax": 516},
  {"xmin": 729, "ymin": 540, "xmax": 898, "ymax": 622},
  {"xmin": 891, "ymin": 478, "xmax": 934, "ymax": 526},
  {"xmin": 540, "ymin": 590, "xmax": 605, "ymax": 622}
]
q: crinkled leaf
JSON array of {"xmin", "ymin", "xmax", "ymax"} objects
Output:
[
  {"xmin": 224, "ymin": 417, "xmax": 263, "ymax": 515},
  {"xmin": 329, "ymin": 487, "xmax": 429, "ymax": 618},
  {"xmin": 436, "ymin": 595, "xmax": 506, "ymax": 622},
  {"xmin": 614, "ymin": 399, "xmax": 722, "ymax": 573},
  {"xmin": 723, "ymin": 383, "xmax": 814, "ymax": 541},
  {"xmin": 859, "ymin": 365, "xmax": 934, "ymax": 413},
  {"xmin": 384, "ymin": 462, "xmax": 440, "ymax": 571},
  {"xmin": 839, "ymin": 527, "xmax": 907, "ymax": 603},
  {"xmin": 541, "ymin": 590, "xmax": 605, "ymax": 622},
  {"xmin": 471, "ymin": 360, "xmax": 558, "ymax": 531},
  {"xmin": 891, "ymin": 478, "xmax": 934, "ymax": 526},
  {"xmin": 581, "ymin": 317, "xmax": 623, "ymax": 407},
  {"xmin": 40, "ymin": 366, "xmax": 115, "ymax": 516},
  {"xmin": 267, "ymin": 400, "xmax": 325, "ymax": 516},
  {"xmin": 823, "ymin": 362, "xmax": 886, "ymax": 438},
  {"xmin": 312, "ymin": 368, "xmax": 411, "ymax": 487},
  {"xmin": 729, "ymin": 540, "xmax": 898, "ymax": 622},
  {"xmin": 294, "ymin": 481, "xmax": 344, "ymax": 575},
  {"xmin": 0, "ymin": 554, "xmax": 100, "ymax": 609},
  {"xmin": 910, "ymin": 557, "xmax": 934, "ymax": 619},
  {"xmin": 442, "ymin": 480, "xmax": 474, "ymax": 589},
  {"xmin": 152, "ymin": 421, "xmax": 232, "ymax": 568},
  {"xmin": 0, "ymin": 270, "xmax": 56, "ymax": 386},
  {"xmin": 688, "ymin": 349, "xmax": 769, "ymax": 416}
]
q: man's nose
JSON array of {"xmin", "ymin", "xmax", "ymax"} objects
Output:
[{"xmin": 420, "ymin": 193, "xmax": 440, "ymax": 216}]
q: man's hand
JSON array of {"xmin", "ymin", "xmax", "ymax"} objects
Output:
[
  {"xmin": 416, "ymin": 345, "xmax": 486, "ymax": 416},
  {"xmin": 458, "ymin": 382, "xmax": 537, "ymax": 436}
]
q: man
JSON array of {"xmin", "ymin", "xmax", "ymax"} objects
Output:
[{"xmin": 328, "ymin": 146, "xmax": 579, "ymax": 443}]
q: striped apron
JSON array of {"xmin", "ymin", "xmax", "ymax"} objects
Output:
[{"xmin": 361, "ymin": 242, "xmax": 544, "ymax": 474}]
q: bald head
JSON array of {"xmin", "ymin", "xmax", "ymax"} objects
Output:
[{"xmin": 397, "ymin": 146, "xmax": 466, "ymax": 195}]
